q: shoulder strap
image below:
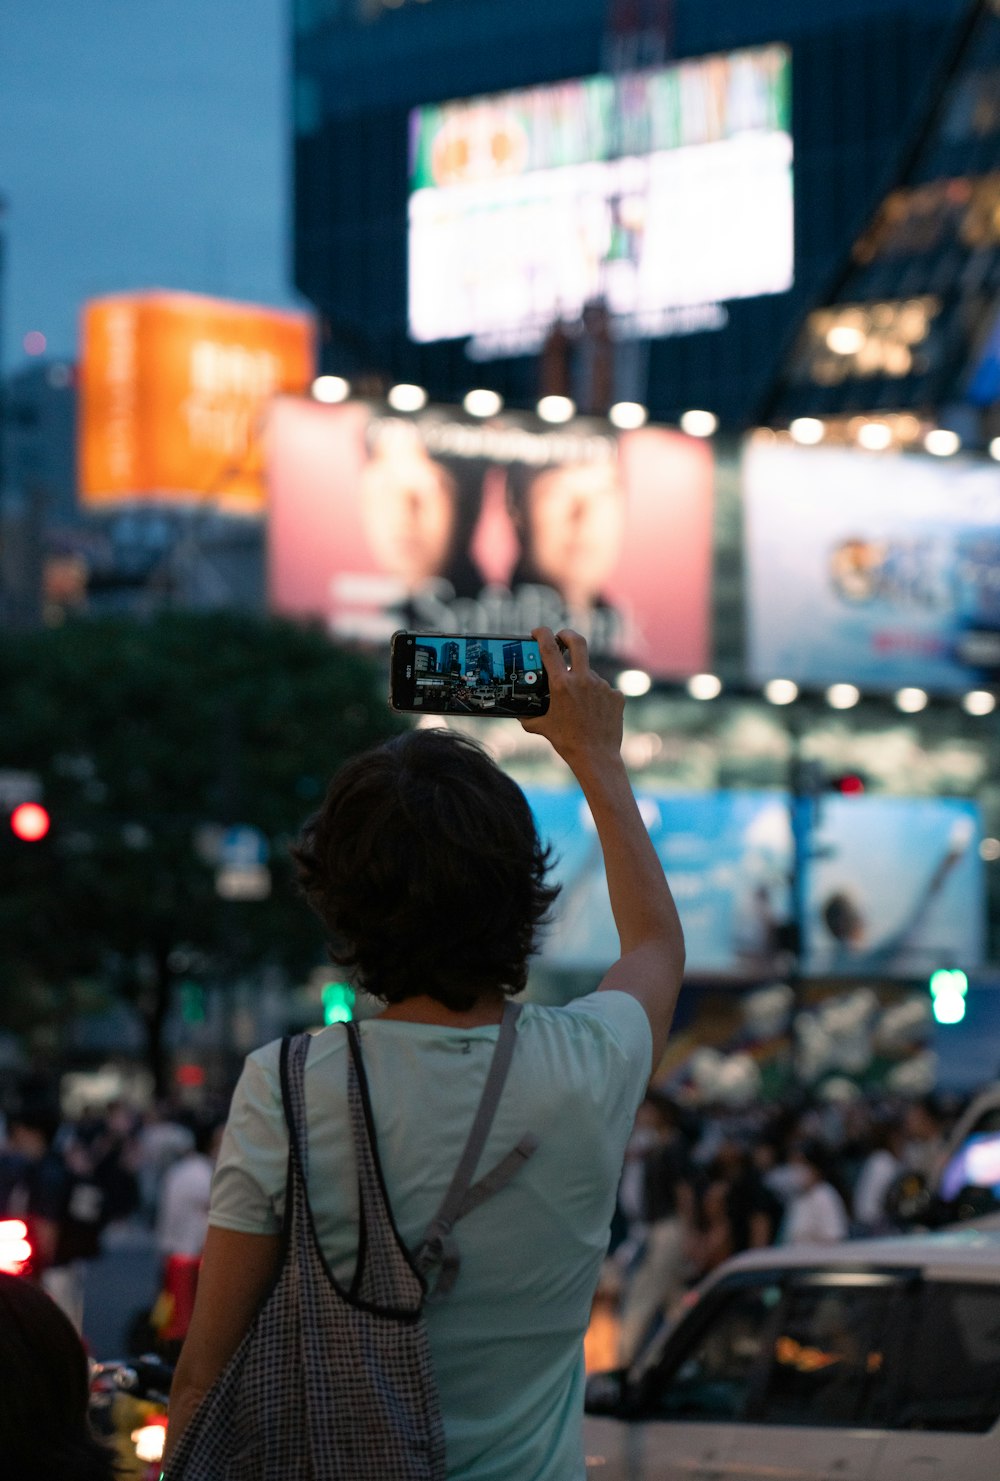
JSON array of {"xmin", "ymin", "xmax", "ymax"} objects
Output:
[
  {"xmin": 344, "ymin": 1018, "xmax": 428, "ymax": 1308},
  {"xmin": 415, "ymin": 1000, "xmax": 538, "ymax": 1297},
  {"xmin": 278, "ymin": 1033, "xmax": 312, "ymax": 1241}
]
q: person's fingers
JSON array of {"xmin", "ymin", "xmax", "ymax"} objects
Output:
[
  {"xmin": 531, "ymin": 626, "xmax": 569, "ymax": 683},
  {"xmin": 553, "ymin": 628, "xmax": 589, "ymax": 673}
]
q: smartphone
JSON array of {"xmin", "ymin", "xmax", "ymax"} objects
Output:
[{"xmin": 390, "ymin": 631, "xmax": 550, "ymax": 718}]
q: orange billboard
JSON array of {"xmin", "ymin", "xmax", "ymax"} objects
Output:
[{"xmin": 79, "ymin": 291, "xmax": 314, "ymax": 513}]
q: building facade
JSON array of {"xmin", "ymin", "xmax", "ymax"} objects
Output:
[
  {"xmin": 292, "ymin": 0, "xmax": 971, "ymax": 424},
  {"xmin": 764, "ymin": 0, "xmax": 1000, "ymax": 456}
]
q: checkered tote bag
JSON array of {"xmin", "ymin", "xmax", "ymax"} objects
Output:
[{"xmin": 163, "ymin": 1001, "xmax": 534, "ymax": 1480}]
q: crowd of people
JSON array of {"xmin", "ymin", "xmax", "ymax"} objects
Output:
[
  {"xmin": 0, "ymin": 1086, "xmax": 225, "ymax": 1341},
  {"xmin": 605, "ymin": 1086, "xmax": 954, "ymax": 1363},
  {"xmin": 0, "ymin": 1061, "xmax": 960, "ymax": 1381},
  {"xmin": 0, "ymin": 1055, "xmax": 973, "ymax": 1472}
]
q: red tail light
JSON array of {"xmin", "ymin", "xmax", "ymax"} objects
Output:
[{"xmin": 0, "ymin": 1219, "xmax": 33, "ymax": 1275}]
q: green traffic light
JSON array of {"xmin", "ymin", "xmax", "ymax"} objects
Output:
[
  {"xmin": 179, "ymin": 982, "xmax": 207, "ymax": 1024},
  {"xmin": 323, "ymin": 982, "xmax": 355, "ymax": 1025},
  {"xmin": 929, "ymin": 969, "xmax": 968, "ymax": 1025}
]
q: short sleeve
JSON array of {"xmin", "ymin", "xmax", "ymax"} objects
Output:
[
  {"xmin": 209, "ymin": 1045, "xmax": 287, "ymax": 1235},
  {"xmin": 558, "ymin": 990, "xmax": 653, "ymax": 1131}
]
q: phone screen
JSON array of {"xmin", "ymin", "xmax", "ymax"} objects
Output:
[{"xmin": 390, "ymin": 632, "xmax": 549, "ymax": 718}]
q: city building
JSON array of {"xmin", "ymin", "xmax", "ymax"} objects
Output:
[
  {"xmin": 502, "ymin": 640, "xmax": 526, "ymax": 677},
  {"xmin": 464, "ymin": 637, "xmax": 494, "ymax": 681},
  {"xmin": 0, "ymin": 360, "xmax": 78, "ymax": 626},
  {"xmin": 763, "ymin": 0, "xmax": 1000, "ymax": 457},
  {"xmin": 293, "ymin": 0, "xmax": 970, "ymax": 424},
  {"xmin": 2, "ymin": 360, "xmax": 77, "ymax": 526}
]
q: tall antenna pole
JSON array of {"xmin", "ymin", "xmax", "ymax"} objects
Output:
[{"xmin": 598, "ymin": 0, "xmax": 675, "ymax": 409}]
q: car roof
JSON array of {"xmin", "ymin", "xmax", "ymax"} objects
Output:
[{"xmin": 714, "ymin": 1228, "xmax": 1000, "ymax": 1281}]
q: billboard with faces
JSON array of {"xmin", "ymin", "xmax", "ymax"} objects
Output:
[{"xmin": 265, "ymin": 396, "xmax": 713, "ymax": 676}]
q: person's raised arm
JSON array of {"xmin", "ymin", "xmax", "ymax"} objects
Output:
[{"xmin": 522, "ymin": 627, "xmax": 684, "ymax": 1069}]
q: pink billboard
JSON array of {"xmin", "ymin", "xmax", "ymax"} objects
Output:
[{"xmin": 265, "ymin": 397, "xmax": 713, "ymax": 675}]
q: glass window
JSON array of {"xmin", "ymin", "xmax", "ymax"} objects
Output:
[
  {"xmin": 647, "ymin": 1280, "xmax": 784, "ymax": 1422},
  {"xmin": 891, "ymin": 1282, "xmax": 1000, "ymax": 1433},
  {"xmin": 752, "ymin": 1281, "xmax": 895, "ymax": 1429}
]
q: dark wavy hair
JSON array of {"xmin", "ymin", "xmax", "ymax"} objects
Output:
[
  {"xmin": 0, "ymin": 1273, "xmax": 118, "ymax": 1481},
  {"xmin": 291, "ymin": 728, "xmax": 560, "ymax": 1009}
]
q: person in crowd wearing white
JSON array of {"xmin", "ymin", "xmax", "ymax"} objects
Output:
[
  {"xmin": 156, "ymin": 1120, "xmax": 224, "ymax": 1260},
  {"xmin": 137, "ymin": 1104, "xmax": 197, "ymax": 1224},
  {"xmin": 782, "ymin": 1140, "xmax": 850, "ymax": 1245},
  {"xmin": 853, "ymin": 1116, "xmax": 905, "ymax": 1235},
  {"xmin": 615, "ymin": 1093, "xmax": 694, "ymax": 1364}
]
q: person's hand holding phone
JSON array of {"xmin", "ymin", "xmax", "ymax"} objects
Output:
[
  {"xmin": 523, "ymin": 626, "xmax": 684, "ymax": 1070},
  {"xmin": 521, "ymin": 626, "xmax": 624, "ymax": 769}
]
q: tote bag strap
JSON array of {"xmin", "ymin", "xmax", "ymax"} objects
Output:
[
  {"xmin": 414, "ymin": 1000, "xmax": 538, "ymax": 1296},
  {"xmin": 278, "ymin": 1031, "xmax": 315, "ymax": 1252}
]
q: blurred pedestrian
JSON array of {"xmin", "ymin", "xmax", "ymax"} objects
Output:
[
  {"xmin": 1, "ymin": 1105, "xmax": 104, "ymax": 1330},
  {"xmin": 0, "ymin": 1270, "xmax": 117, "ymax": 1481},
  {"xmin": 153, "ymin": 1118, "xmax": 225, "ymax": 1357},
  {"xmin": 616, "ymin": 1092, "xmax": 695, "ymax": 1363},
  {"xmin": 781, "ymin": 1140, "xmax": 850, "ymax": 1245},
  {"xmin": 686, "ymin": 1176, "xmax": 737, "ymax": 1278},
  {"xmin": 157, "ymin": 1118, "xmax": 224, "ymax": 1261},
  {"xmin": 84, "ymin": 1100, "xmax": 142, "ymax": 1232},
  {"xmin": 853, "ymin": 1116, "xmax": 906, "ymax": 1235},
  {"xmin": 711, "ymin": 1139, "xmax": 783, "ymax": 1252},
  {"xmin": 136, "ymin": 1101, "xmax": 196, "ymax": 1224},
  {"xmin": 902, "ymin": 1093, "xmax": 949, "ymax": 1181}
]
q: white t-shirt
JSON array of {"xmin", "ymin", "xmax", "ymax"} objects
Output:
[
  {"xmin": 209, "ymin": 991, "xmax": 652, "ymax": 1481},
  {"xmin": 853, "ymin": 1149, "xmax": 901, "ymax": 1230},
  {"xmin": 783, "ymin": 1181, "xmax": 850, "ymax": 1245},
  {"xmin": 157, "ymin": 1153, "xmax": 214, "ymax": 1257}
]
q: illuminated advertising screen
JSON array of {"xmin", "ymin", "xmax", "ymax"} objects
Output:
[
  {"xmin": 744, "ymin": 440, "xmax": 1000, "ymax": 692},
  {"xmin": 527, "ymin": 786, "xmax": 983, "ymax": 978},
  {"xmin": 265, "ymin": 396, "xmax": 713, "ymax": 676},
  {"xmin": 408, "ymin": 45, "xmax": 792, "ymax": 356},
  {"xmin": 79, "ymin": 292, "xmax": 315, "ymax": 512}
]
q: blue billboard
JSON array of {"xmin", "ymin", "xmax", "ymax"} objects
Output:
[{"xmin": 525, "ymin": 785, "xmax": 984, "ymax": 978}]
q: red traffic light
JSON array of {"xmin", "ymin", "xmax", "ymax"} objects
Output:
[
  {"xmin": 0, "ymin": 1219, "xmax": 33, "ymax": 1275},
  {"xmin": 830, "ymin": 773, "xmax": 865, "ymax": 795},
  {"xmin": 10, "ymin": 802, "xmax": 50, "ymax": 841}
]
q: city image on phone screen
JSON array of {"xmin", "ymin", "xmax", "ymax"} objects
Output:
[{"xmin": 390, "ymin": 632, "xmax": 549, "ymax": 718}]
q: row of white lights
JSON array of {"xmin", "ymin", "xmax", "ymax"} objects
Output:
[
  {"xmin": 314, "ymin": 379, "xmax": 1000, "ymax": 462},
  {"xmin": 787, "ymin": 415, "xmax": 1000, "ymax": 460},
  {"xmin": 613, "ymin": 669, "xmax": 997, "ymax": 715},
  {"xmin": 310, "ymin": 377, "xmax": 718, "ymax": 436}
]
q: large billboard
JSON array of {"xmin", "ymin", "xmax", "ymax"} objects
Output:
[
  {"xmin": 79, "ymin": 292, "xmax": 315, "ymax": 512},
  {"xmin": 265, "ymin": 397, "xmax": 714, "ymax": 675},
  {"xmin": 527, "ymin": 786, "xmax": 984, "ymax": 978},
  {"xmin": 408, "ymin": 44, "xmax": 793, "ymax": 356},
  {"xmin": 744, "ymin": 440, "xmax": 1000, "ymax": 692}
]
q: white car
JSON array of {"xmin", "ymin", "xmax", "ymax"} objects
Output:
[
  {"xmin": 467, "ymin": 687, "xmax": 496, "ymax": 709},
  {"xmin": 584, "ymin": 1230, "xmax": 1000, "ymax": 1480}
]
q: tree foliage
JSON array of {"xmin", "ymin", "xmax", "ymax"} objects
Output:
[{"xmin": 0, "ymin": 612, "xmax": 404, "ymax": 1089}]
